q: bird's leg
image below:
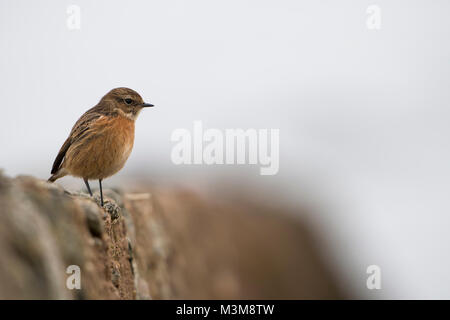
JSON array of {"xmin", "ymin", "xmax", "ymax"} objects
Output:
[
  {"xmin": 84, "ymin": 178, "xmax": 93, "ymax": 197},
  {"xmin": 99, "ymin": 179, "xmax": 104, "ymax": 207}
]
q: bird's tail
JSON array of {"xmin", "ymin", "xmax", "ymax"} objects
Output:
[{"xmin": 48, "ymin": 169, "xmax": 67, "ymax": 183}]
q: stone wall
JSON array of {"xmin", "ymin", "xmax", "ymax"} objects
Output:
[{"xmin": 0, "ymin": 172, "xmax": 343, "ymax": 299}]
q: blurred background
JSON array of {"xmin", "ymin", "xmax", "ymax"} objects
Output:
[{"xmin": 1, "ymin": 0, "xmax": 449, "ymax": 299}]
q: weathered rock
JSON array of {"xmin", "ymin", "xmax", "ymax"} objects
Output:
[{"xmin": 0, "ymin": 172, "xmax": 343, "ymax": 299}]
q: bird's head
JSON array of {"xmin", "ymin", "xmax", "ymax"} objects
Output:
[{"xmin": 100, "ymin": 87, "xmax": 154, "ymax": 120}]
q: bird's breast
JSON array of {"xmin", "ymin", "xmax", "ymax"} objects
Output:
[
  {"xmin": 87, "ymin": 115, "xmax": 135, "ymax": 178},
  {"xmin": 107, "ymin": 115, "xmax": 135, "ymax": 161},
  {"xmin": 64, "ymin": 114, "xmax": 136, "ymax": 180}
]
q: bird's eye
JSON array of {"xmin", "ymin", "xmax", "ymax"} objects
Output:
[{"xmin": 124, "ymin": 98, "xmax": 133, "ymax": 105}]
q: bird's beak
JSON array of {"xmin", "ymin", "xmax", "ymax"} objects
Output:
[{"xmin": 141, "ymin": 103, "xmax": 154, "ymax": 108}]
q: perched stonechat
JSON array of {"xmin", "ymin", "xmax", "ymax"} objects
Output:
[{"xmin": 48, "ymin": 87, "xmax": 154, "ymax": 206}]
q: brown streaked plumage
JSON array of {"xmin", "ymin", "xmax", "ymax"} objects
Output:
[{"xmin": 48, "ymin": 87, "xmax": 154, "ymax": 206}]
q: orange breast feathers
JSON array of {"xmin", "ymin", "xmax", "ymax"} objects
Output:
[{"xmin": 64, "ymin": 115, "xmax": 135, "ymax": 180}]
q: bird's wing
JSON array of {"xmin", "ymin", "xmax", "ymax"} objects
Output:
[{"xmin": 50, "ymin": 110, "xmax": 103, "ymax": 174}]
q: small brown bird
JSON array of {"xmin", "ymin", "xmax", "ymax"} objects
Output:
[{"xmin": 48, "ymin": 87, "xmax": 154, "ymax": 206}]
